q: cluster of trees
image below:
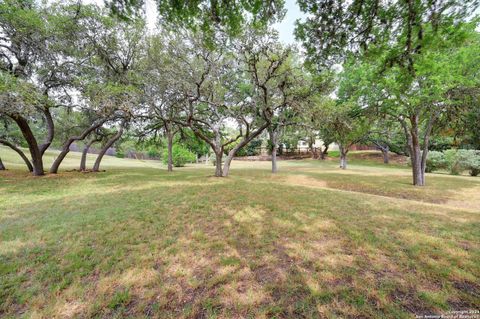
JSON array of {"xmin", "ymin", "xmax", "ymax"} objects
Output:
[
  {"xmin": 1, "ymin": 0, "xmax": 479, "ymax": 186},
  {"xmin": 296, "ymin": 0, "xmax": 480, "ymax": 185}
]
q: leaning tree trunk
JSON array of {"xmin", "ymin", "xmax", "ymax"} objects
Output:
[
  {"xmin": 166, "ymin": 129, "xmax": 174, "ymax": 172},
  {"xmin": 50, "ymin": 120, "xmax": 106, "ymax": 174},
  {"xmin": 222, "ymin": 122, "xmax": 269, "ymax": 177},
  {"xmin": 0, "ymin": 139, "xmax": 33, "ymax": 172},
  {"xmin": 0, "ymin": 156, "xmax": 5, "ymax": 170},
  {"xmin": 339, "ymin": 145, "xmax": 348, "ymax": 169},
  {"xmin": 381, "ymin": 145, "xmax": 389, "ymax": 164},
  {"xmin": 38, "ymin": 107, "xmax": 54, "ymax": 157},
  {"xmin": 80, "ymin": 139, "xmax": 97, "ymax": 171},
  {"xmin": 11, "ymin": 115, "xmax": 44, "ymax": 176},
  {"xmin": 93, "ymin": 125, "xmax": 124, "ymax": 172}
]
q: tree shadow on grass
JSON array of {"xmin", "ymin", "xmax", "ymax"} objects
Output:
[{"xmin": 1, "ymin": 171, "xmax": 479, "ymax": 318}]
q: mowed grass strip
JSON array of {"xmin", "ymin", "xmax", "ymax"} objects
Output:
[{"xmin": 0, "ymin": 147, "xmax": 479, "ymax": 318}]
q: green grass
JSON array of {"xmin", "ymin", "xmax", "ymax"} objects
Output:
[{"xmin": 1, "ymin": 146, "xmax": 479, "ymax": 318}]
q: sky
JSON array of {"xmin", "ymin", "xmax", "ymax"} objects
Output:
[{"xmin": 274, "ymin": 0, "xmax": 306, "ymax": 44}]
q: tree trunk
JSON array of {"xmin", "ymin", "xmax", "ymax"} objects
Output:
[
  {"xmin": 410, "ymin": 134, "xmax": 424, "ymax": 186},
  {"xmin": 269, "ymin": 129, "xmax": 278, "ymax": 173},
  {"xmin": 381, "ymin": 146, "xmax": 389, "ymax": 164},
  {"xmin": 80, "ymin": 139, "xmax": 97, "ymax": 171},
  {"xmin": 271, "ymin": 145, "xmax": 278, "ymax": 173},
  {"xmin": 0, "ymin": 157, "xmax": 5, "ymax": 170},
  {"xmin": 320, "ymin": 144, "xmax": 329, "ymax": 160},
  {"xmin": 93, "ymin": 125, "xmax": 124, "ymax": 172},
  {"xmin": 50, "ymin": 120, "xmax": 106, "ymax": 174},
  {"xmin": 308, "ymin": 137, "xmax": 315, "ymax": 158},
  {"xmin": 222, "ymin": 122, "xmax": 269, "ymax": 177},
  {"xmin": 339, "ymin": 145, "xmax": 348, "ymax": 169},
  {"xmin": 11, "ymin": 115, "xmax": 44, "ymax": 176},
  {"xmin": 167, "ymin": 129, "xmax": 174, "ymax": 172},
  {"xmin": 39, "ymin": 107, "xmax": 54, "ymax": 156},
  {"xmin": 0, "ymin": 139, "xmax": 33, "ymax": 172},
  {"xmin": 401, "ymin": 115, "xmax": 425, "ymax": 186},
  {"xmin": 50, "ymin": 143, "xmax": 73, "ymax": 174},
  {"xmin": 214, "ymin": 150, "xmax": 223, "ymax": 177}
]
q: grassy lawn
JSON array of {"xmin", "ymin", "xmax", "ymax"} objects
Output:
[{"xmin": 1, "ymin": 146, "xmax": 479, "ymax": 318}]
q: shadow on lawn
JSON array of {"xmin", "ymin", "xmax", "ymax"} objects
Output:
[{"xmin": 1, "ymin": 169, "xmax": 479, "ymax": 318}]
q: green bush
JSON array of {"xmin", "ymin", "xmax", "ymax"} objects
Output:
[
  {"xmin": 163, "ymin": 145, "xmax": 196, "ymax": 167},
  {"xmin": 425, "ymin": 151, "xmax": 447, "ymax": 173},
  {"xmin": 245, "ymin": 139, "xmax": 262, "ymax": 156},
  {"xmin": 444, "ymin": 149, "xmax": 480, "ymax": 175},
  {"xmin": 147, "ymin": 146, "xmax": 161, "ymax": 159}
]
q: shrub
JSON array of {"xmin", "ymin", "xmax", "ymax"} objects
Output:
[
  {"xmin": 425, "ymin": 151, "xmax": 447, "ymax": 173},
  {"xmin": 147, "ymin": 146, "xmax": 161, "ymax": 159},
  {"xmin": 458, "ymin": 150, "xmax": 480, "ymax": 177},
  {"xmin": 245, "ymin": 139, "xmax": 262, "ymax": 156},
  {"xmin": 163, "ymin": 145, "xmax": 196, "ymax": 167},
  {"xmin": 444, "ymin": 149, "xmax": 480, "ymax": 175}
]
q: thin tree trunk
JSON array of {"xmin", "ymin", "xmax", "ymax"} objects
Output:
[
  {"xmin": 339, "ymin": 145, "xmax": 348, "ymax": 169},
  {"xmin": 0, "ymin": 139, "xmax": 33, "ymax": 172},
  {"xmin": 419, "ymin": 111, "xmax": 438, "ymax": 182},
  {"xmin": 269, "ymin": 129, "xmax": 278, "ymax": 173},
  {"xmin": 38, "ymin": 107, "xmax": 54, "ymax": 156},
  {"xmin": 80, "ymin": 139, "xmax": 97, "ymax": 171},
  {"xmin": 167, "ymin": 129, "xmax": 174, "ymax": 172},
  {"xmin": 93, "ymin": 125, "xmax": 124, "ymax": 172},
  {"xmin": 50, "ymin": 119, "xmax": 106, "ymax": 174},
  {"xmin": 11, "ymin": 115, "xmax": 44, "ymax": 176},
  {"xmin": 0, "ymin": 156, "xmax": 5, "ymax": 170}
]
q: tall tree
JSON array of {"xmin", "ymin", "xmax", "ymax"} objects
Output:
[
  {"xmin": 142, "ymin": 33, "xmax": 185, "ymax": 172},
  {"xmin": 296, "ymin": 0, "xmax": 480, "ymax": 185},
  {"xmin": 0, "ymin": 0, "xmax": 91, "ymax": 175},
  {"xmin": 49, "ymin": 9, "xmax": 143, "ymax": 173},
  {"xmin": 163, "ymin": 30, "xmax": 271, "ymax": 177}
]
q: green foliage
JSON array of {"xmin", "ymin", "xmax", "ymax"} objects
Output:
[
  {"xmin": 163, "ymin": 144, "xmax": 196, "ymax": 167},
  {"xmin": 427, "ymin": 149, "xmax": 480, "ymax": 176},
  {"xmin": 178, "ymin": 130, "xmax": 210, "ymax": 157},
  {"xmin": 444, "ymin": 149, "xmax": 480, "ymax": 176},
  {"xmin": 108, "ymin": 0, "xmax": 285, "ymax": 36},
  {"xmin": 425, "ymin": 151, "xmax": 447, "ymax": 173},
  {"xmin": 146, "ymin": 146, "xmax": 161, "ymax": 159},
  {"xmin": 245, "ymin": 139, "xmax": 262, "ymax": 156}
]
